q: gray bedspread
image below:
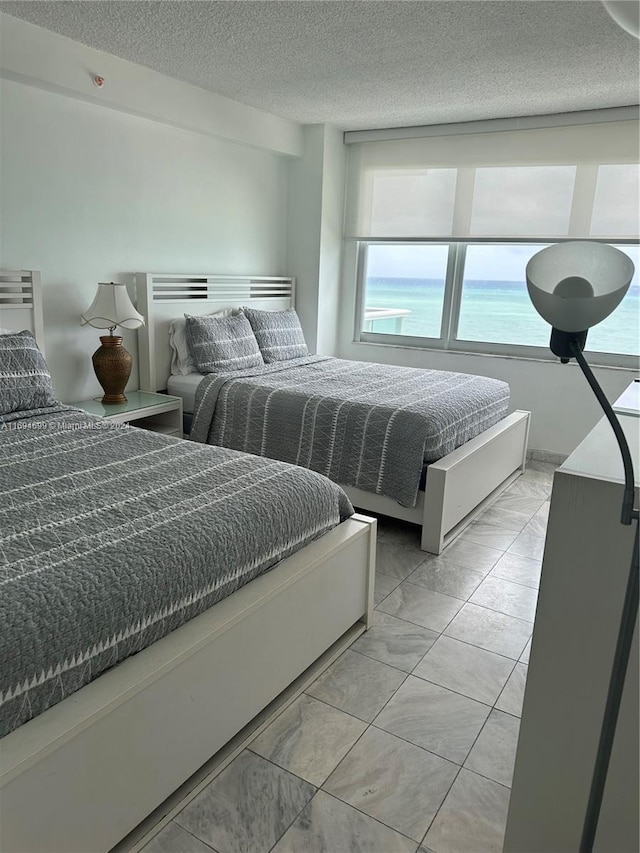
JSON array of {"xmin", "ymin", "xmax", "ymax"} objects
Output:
[
  {"xmin": 191, "ymin": 356, "xmax": 510, "ymax": 508},
  {"xmin": 0, "ymin": 406, "xmax": 352, "ymax": 738}
]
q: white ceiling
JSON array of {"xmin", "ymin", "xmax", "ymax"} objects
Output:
[{"xmin": 1, "ymin": 1, "xmax": 638, "ymax": 131}]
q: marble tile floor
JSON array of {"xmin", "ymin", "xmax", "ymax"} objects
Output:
[{"xmin": 142, "ymin": 464, "xmax": 555, "ymax": 853}]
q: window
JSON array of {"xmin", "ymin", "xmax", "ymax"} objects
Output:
[
  {"xmin": 357, "ymin": 241, "xmax": 639, "ymax": 365},
  {"xmin": 362, "ymin": 244, "xmax": 449, "ymax": 338},
  {"xmin": 591, "ymin": 165, "xmax": 640, "ymax": 237},
  {"xmin": 469, "ymin": 168, "xmax": 576, "ymax": 237},
  {"xmin": 587, "ymin": 243, "xmax": 639, "ymax": 356},
  {"xmin": 457, "ymin": 244, "xmax": 551, "ymax": 348},
  {"xmin": 347, "ymin": 115, "xmax": 639, "ymax": 365}
]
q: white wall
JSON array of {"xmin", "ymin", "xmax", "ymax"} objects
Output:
[
  {"xmin": 286, "ymin": 126, "xmax": 325, "ymax": 354},
  {"xmin": 316, "ymin": 125, "xmax": 347, "ymax": 355},
  {"xmin": 286, "ymin": 124, "xmax": 346, "ymax": 354},
  {"xmin": 0, "ymin": 12, "xmax": 303, "ymax": 157},
  {"xmin": 0, "ymin": 78, "xmax": 291, "ymax": 402}
]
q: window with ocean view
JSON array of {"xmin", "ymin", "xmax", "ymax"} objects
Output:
[
  {"xmin": 587, "ymin": 244, "xmax": 639, "ymax": 356},
  {"xmin": 362, "ymin": 244, "xmax": 449, "ymax": 339},
  {"xmin": 457, "ymin": 244, "xmax": 552, "ymax": 348},
  {"xmin": 358, "ymin": 241, "xmax": 640, "ymax": 363},
  {"xmin": 347, "ymin": 118, "xmax": 639, "ymax": 365}
]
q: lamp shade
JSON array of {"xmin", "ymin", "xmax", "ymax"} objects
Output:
[
  {"xmin": 602, "ymin": 1, "xmax": 640, "ymax": 38},
  {"xmin": 526, "ymin": 241, "xmax": 634, "ymax": 333},
  {"xmin": 81, "ymin": 282, "xmax": 145, "ymax": 330}
]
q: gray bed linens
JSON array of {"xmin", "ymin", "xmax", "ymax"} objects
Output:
[
  {"xmin": 0, "ymin": 407, "xmax": 352, "ymax": 738},
  {"xmin": 190, "ymin": 356, "xmax": 510, "ymax": 508},
  {"xmin": 0, "ymin": 330, "xmax": 57, "ymax": 415}
]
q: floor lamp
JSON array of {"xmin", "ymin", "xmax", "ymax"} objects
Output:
[{"xmin": 526, "ymin": 240, "xmax": 638, "ymax": 853}]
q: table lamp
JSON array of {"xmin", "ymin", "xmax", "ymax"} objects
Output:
[
  {"xmin": 526, "ymin": 241, "xmax": 638, "ymax": 853},
  {"xmin": 81, "ymin": 282, "xmax": 145, "ymax": 404}
]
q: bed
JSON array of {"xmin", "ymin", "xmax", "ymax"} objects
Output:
[
  {"xmin": 137, "ymin": 272, "xmax": 530, "ymax": 553},
  {"xmin": 0, "ymin": 270, "xmax": 376, "ymax": 853}
]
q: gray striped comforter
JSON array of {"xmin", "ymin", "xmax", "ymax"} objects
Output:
[
  {"xmin": 0, "ymin": 406, "xmax": 352, "ymax": 737},
  {"xmin": 191, "ymin": 356, "xmax": 510, "ymax": 507}
]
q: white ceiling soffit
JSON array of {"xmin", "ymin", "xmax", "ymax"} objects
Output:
[{"xmin": 1, "ymin": 0, "xmax": 638, "ymax": 131}]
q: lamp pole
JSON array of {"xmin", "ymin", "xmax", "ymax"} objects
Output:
[
  {"xmin": 569, "ymin": 342, "xmax": 639, "ymax": 853},
  {"xmin": 525, "ymin": 241, "xmax": 637, "ymax": 852}
]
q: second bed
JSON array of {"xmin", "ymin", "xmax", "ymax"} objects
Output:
[{"xmin": 138, "ymin": 272, "xmax": 530, "ymax": 553}]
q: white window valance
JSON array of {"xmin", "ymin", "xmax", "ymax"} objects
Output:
[{"xmin": 345, "ymin": 119, "xmax": 640, "ymax": 240}]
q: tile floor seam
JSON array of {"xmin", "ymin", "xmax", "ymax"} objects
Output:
[
  {"xmin": 351, "ymin": 641, "xmax": 436, "ymax": 674},
  {"xmin": 460, "ymin": 765, "xmax": 511, "ymax": 792},
  {"xmin": 321, "ymin": 730, "xmax": 460, "ymax": 846},
  {"xmin": 410, "ymin": 631, "xmax": 525, "ymax": 666},
  {"xmin": 375, "ymin": 591, "xmax": 532, "ymax": 666},
  {"xmin": 492, "ymin": 706, "xmax": 523, "ymax": 721},
  {"xmin": 367, "ymin": 721, "xmax": 466, "ymax": 769},
  {"xmin": 348, "ymin": 645, "xmax": 418, "ymax": 678},
  {"xmin": 416, "ymin": 763, "xmax": 464, "ymax": 850},
  {"xmin": 371, "ymin": 607, "xmax": 456, "ymax": 635},
  {"xmin": 376, "ymin": 599, "xmax": 465, "ymax": 636},
  {"xmin": 371, "ymin": 671, "xmax": 501, "ymax": 770},
  {"xmin": 313, "ymin": 788, "xmax": 423, "ymax": 849},
  {"xmin": 375, "ymin": 568, "xmax": 406, "ymax": 583},
  {"xmin": 455, "ymin": 764, "xmax": 514, "ymax": 793},
  {"xmin": 178, "ymin": 823, "xmax": 219, "ymax": 853},
  {"xmin": 303, "ymin": 658, "xmax": 411, "ymax": 723},
  {"xmin": 494, "ymin": 660, "xmax": 520, "ymax": 696},
  {"xmin": 458, "ymin": 708, "xmax": 516, "ymax": 790},
  {"xmin": 243, "ymin": 747, "xmax": 320, "ymax": 795},
  {"xmin": 407, "ymin": 671, "xmax": 513, "ymax": 709},
  {"xmin": 299, "ymin": 690, "xmax": 373, "ymax": 724},
  {"xmin": 488, "ymin": 574, "xmax": 540, "ymax": 591},
  {"xmin": 264, "ymin": 783, "xmax": 319, "ymax": 853},
  {"xmin": 419, "ymin": 553, "xmax": 501, "ymax": 576},
  {"xmin": 412, "ymin": 603, "xmax": 531, "ymax": 660},
  {"xmin": 420, "ymin": 767, "xmax": 513, "ymax": 853},
  {"xmin": 457, "ymin": 598, "xmax": 534, "ymax": 629},
  {"xmin": 469, "ymin": 584, "xmax": 539, "ymax": 622},
  {"xmin": 395, "ymin": 576, "xmax": 471, "ymax": 605},
  {"xmin": 192, "ymin": 750, "xmax": 319, "ymax": 853},
  {"xmin": 294, "ymin": 710, "xmax": 373, "ymax": 789}
]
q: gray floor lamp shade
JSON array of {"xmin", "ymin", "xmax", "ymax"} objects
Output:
[{"xmin": 526, "ymin": 240, "xmax": 634, "ymax": 361}]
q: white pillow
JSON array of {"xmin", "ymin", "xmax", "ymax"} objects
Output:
[
  {"xmin": 168, "ymin": 309, "xmax": 236, "ymax": 375},
  {"xmin": 0, "ymin": 327, "xmax": 15, "ymax": 335}
]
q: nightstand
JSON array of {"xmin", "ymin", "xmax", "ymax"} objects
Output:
[{"xmin": 71, "ymin": 391, "xmax": 183, "ymax": 438}]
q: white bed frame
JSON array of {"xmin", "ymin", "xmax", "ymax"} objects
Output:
[
  {"xmin": 136, "ymin": 272, "xmax": 531, "ymax": 553},
  {"xmin": 0, "ymin": 269, "xmax": 44, "ymax": 351},
  {"xmin": 0, "ymin": 271, "xmax": 377, "ymax": 853}
]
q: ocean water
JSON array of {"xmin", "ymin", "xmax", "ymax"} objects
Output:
[{"xmin": 364, "ymin": 277, "xmax": 640, "ymax": 356}]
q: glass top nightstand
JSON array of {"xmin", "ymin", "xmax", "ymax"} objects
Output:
[{"xmin": 71, "ymin": 391, "xmax": 183, "ymax": 437}]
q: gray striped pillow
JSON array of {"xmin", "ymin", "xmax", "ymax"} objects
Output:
[
  {"xmin": 242, "ymin": 307, "xmax": 309, "ymax": 363},
  {"xmin": 0, "ymin": 330, "xmax": 57, "ymax": 415},
  {"xmin": 185, "ymin": 313, "xmax": 264, "ymax": 373}
]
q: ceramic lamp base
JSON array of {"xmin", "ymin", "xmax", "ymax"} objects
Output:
[{"xmin": 92, "ymin": 336, "xmax": 132, "ymax": 404}]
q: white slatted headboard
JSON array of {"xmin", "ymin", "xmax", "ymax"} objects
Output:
[
  {"xmin": 0, "ymin": 270, "xmax": 45, "ymax": 354},
  {"xmin": 136, "ymin": 273, "xmax": 295, "ymax": 391}
]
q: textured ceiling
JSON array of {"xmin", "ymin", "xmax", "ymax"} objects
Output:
[{"xmin": 1, "ymin": 1, "xmax": 638, "ymax": 130}]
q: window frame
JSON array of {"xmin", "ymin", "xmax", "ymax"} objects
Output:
[{"xmin": 354, "ymin": 238, "xmax": 640, "ymax": 369}]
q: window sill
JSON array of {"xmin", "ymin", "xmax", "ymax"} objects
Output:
[{"xmin": 350, "ymin": 338, "xmax": 640, "ymax": 372}]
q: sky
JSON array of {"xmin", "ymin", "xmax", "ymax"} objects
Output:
[{"xmin": 367, "ymin": 243, "xmax": 640, "ymax": 287}]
